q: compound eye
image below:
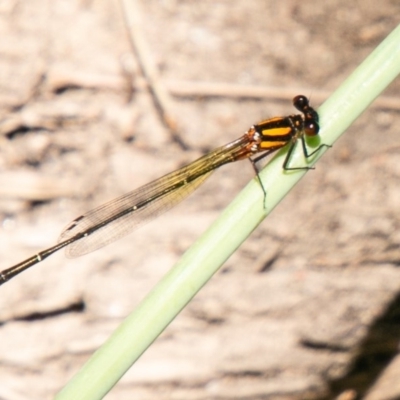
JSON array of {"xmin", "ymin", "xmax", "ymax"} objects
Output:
[
  {"xmin": 304, "ymin": 121, "xmax": 319, "ymax": 136},
  {"xmin": 293, "ymin": 95, "xmax": 308, "ymax": 112}
]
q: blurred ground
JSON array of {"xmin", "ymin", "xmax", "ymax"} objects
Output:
[{"xmin": 0, "ymin": 1, "xmax": 400, "ymax": 399}]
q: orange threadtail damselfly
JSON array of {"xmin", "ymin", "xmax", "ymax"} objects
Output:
[{"xmin": 0, "ymin": 95, "xmax": 329, "ymax": 285}]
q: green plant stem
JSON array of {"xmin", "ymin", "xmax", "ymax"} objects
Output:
[{"xmin": 55, "ymin": 23, "xmax": 400, "ymax": 400}]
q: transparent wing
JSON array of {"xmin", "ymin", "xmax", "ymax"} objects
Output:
[{"xmin": 59, "ymin": 135, "xmax": 252, "ymax": 258}]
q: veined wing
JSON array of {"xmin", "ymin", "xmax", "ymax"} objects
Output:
[{"xmin": 59, "ymin": 135, "xmax": 252, "ymax": 257}]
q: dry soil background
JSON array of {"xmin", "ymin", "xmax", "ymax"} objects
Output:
[{"xmin": 0, "ymin": 1, "xmax": 400, "ymax": 399}]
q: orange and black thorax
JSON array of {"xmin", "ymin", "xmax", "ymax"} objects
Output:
[{"xmin": 253, "ymin": 114, "xmax": 306, "ymax": 151}]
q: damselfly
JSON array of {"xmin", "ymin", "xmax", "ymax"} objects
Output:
[{"xmin": 0, "ymin": 95, "xmax": 328, "ymax": 285}]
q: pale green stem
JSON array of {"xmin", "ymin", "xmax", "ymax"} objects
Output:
[{"xmin": 55, "ymin": 23, "xmax": 400, "ymax": 400}]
